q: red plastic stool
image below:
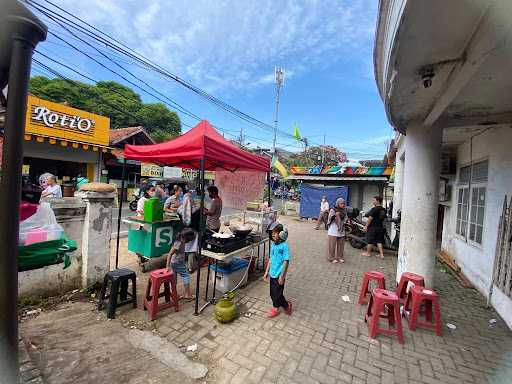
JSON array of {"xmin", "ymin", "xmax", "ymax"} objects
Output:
[
  {"xmin": 358, "ymin": 271, "xmax": 386, "ymax": 304},
  {"xmin": 396, "ymin": 272, "xmax": 425, "ymax": 302},
  {"xmin": 365, "ymin": 288, "xmax": 404, "ymax": 344},
  {"xmin": 405, "ymin": 286, "xmax": 442, "ymax": 336},
  {"xmin": 143, "ymin": 268, "xmax": 179, "ymax": 321}
]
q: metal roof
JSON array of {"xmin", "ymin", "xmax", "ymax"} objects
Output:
[{"xmin": 286, "ymin": 175, "xmax": 388, "ymax": 182}]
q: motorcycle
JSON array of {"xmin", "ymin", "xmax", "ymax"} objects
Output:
[{"xmin": 345, "ymin": 210, "xmax": 401, "ymax": 252}]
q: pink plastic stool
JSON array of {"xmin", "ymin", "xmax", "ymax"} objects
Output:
[{"xmin": 358, "ymin": 271, "xmax": 386, "ymax": 304}]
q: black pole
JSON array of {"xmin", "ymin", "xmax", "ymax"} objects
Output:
[
  {"xmin": 194, "ymin": 159, "xmax": 206, "ymax": 315},
  {"xmin": 115, "ymin": 158, "xmax": 127, "ymax": 269},
  {"xmin": 0, "ymin": 3, "xmax": 47, "ymax": 381}
]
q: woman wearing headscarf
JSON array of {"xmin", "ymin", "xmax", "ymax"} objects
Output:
[{"xmin": 326, "ymin": 197, "xmax": 347, "ymax": 263}]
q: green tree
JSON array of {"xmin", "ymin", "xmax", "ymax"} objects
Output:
[
  {"xmin": 29, "ymin": 76, "xmax": 90, "ymax": 110},
  {"xmin": 89, "ymin": 81, "xmax": 142, "ymax": 128},
  {"xmin": 28, "ymin": 76, "xmax": 182, "ymax": 140},
  {"xmin": 136, "ymin": 103, "xmax": 181, "ymax": 140}
]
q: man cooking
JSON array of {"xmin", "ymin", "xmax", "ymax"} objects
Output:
[{"xmin": 204, "ymin": 186, "xmax": 222, "ymax": 232}]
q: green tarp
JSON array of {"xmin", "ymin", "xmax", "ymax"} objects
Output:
[{"xmin": 18, "ymin": 236, "xmax": 77, "ymax": 271}]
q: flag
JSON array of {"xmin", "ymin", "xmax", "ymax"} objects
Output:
[
  {"xmin": 293, "ymin": 123, "xmax": 301, "ymax": 141},
  {"xmin": 271, "ymin": 155, "xmax": 289, "ymax": 177}
]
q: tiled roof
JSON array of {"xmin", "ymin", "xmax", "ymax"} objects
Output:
[{"xmin": 109, "ymin": 126, "xmax": 154, "ymax": 145}]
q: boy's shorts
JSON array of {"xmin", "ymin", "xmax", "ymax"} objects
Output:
[{"xmin": 171, "ymin": 262, "xmax": 190, "ymax": 285}]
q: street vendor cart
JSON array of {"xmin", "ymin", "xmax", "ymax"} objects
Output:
[
  {"xmin": 123, "ymin": 215, "xmax": 182, "ymax": 263},
  {"xmin": 118, "ymin": 120, "xmax": 271, "ymax": 315}
]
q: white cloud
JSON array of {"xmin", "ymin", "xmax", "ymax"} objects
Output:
[{"xmin": 48, "ymin": 0, "xmax": 377, "ymax": 94}]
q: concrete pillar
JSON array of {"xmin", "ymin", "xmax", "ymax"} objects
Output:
[
  {"xmin": 398, "ymin": 124, "xmax": 442, "ymax": 287},
  {"xmin": 78, "ymin": 183, "xmax": 116, "ymax": 287},
  {"xmin": 391, "ymin": 145, "xmax": 405, "ymax": 239}
]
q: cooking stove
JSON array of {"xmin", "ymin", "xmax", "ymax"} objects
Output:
[{"xmin": 204, "ymin": 235, "xmax": 251, "ymax": 254}]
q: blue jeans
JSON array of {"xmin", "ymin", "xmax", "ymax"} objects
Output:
[{"xmin": 171, "ymin": 262, "xmax": 190, "ymax": 285}]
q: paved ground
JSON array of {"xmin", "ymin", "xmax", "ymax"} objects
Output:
[{"xmin": 21, "ymin": 216, "xmax": 512, "ymax": 383}]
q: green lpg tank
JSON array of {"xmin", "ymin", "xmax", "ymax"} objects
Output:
[{"xmin": 214, "ymin": 292, "xmax": 238, "ymax": 323}]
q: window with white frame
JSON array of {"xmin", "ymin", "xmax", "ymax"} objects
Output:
[{"xmin": 456, "ymin": 160, "xmax": 488, "ymax": 244}]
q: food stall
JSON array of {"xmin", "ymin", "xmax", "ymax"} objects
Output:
[{"xmin": 120, "ymin": 120, "xmax": 271, "ymax": 315}]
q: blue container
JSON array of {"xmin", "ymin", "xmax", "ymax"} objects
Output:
[{"xmin": 209, "ymin": 258, "xmax": 249, "ymax": 274}]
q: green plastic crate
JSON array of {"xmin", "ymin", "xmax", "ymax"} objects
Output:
[{"xmin": 143, "ymin": 197, "xmax": 163, "ymax": 222}]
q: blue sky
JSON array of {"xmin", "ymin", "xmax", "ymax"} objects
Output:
[{"xmin": 30, "ymin": 0, "xmax": 392, "ymax": 160}]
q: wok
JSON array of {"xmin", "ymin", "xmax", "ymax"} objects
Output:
[{"xmin": 230, "ymin": 224, "xmax": 253, "ymax": 238}]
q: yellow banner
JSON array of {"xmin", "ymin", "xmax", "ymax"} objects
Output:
[
  {"xmin": 141, "ymin": 163, "xmax": 163, "ymax": 178},
  {"xmin": 25, "ymin": 95, "xmax": 110, "ymax": 146},
  {"xmin": 273, "ymin": 159, "xmax": 289, "ymax": 177}
]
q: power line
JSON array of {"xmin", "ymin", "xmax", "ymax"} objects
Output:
[
  {"xmin": 25, "ymin": 0, "xmax": 388, "ymax": 158},
  {"xmin": 32, "ymin": 60, "xmax": 144, "ymax": 125},
  {"xmin": 25, "ymin": 0, "xmax": 300, "ymax": 142},
  {"xmin": 30, "ymin": 8, "xmax": 272, "ymax": 138},
  {"xmin": 31, "ymin": 58, "xmax": 249, "ymax": 140}
]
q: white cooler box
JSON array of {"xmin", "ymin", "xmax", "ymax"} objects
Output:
[{"xmin": 209, "ymin": 258, "xmax": 249, "ymax": 293}]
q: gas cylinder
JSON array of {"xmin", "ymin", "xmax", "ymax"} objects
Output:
[{"xmin": 214, "ymin": 292, "xmax": 238, "ymax": 323}]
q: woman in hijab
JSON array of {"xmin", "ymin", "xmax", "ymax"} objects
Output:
[{"xmin": 326, "ymin": 197, "xmax": 347, "ymax": 263}]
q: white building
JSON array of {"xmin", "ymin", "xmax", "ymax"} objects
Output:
[{"xmin": 375, "ymin": 0, "xmax": 512, "ymax": 327}]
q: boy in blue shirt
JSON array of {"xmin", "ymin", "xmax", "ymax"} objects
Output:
[{"xmin": 264, "ymin": 223, "xmax": 292, "ymax": 318}]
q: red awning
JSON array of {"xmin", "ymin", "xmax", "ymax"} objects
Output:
[{"xmin": 124, "ymin": 120, "xmax": 270, "ymax": 172}]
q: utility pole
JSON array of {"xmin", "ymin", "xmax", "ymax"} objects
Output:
[
  {"xmin": 239, "ymin": 127, "xmax": 245, "ymax": 147},
  {"xmin": 0, "ymin": 2, "xmax": 47, "ymax": 382},
  {"xmin": 272, "ymin": 67, "xmax": 285, "ymax": 155},
  {"xmin": 321, "ymin": 134, "xmax": 326, "ymax": 164}
]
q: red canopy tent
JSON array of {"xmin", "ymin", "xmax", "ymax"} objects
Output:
[
  {"xmin": 119, "ymin": 120, "xmax": 271, "ymax": 315},
  {"xmin": 124, "ymin": 120, "xmax": 270, "ymax": 172}
]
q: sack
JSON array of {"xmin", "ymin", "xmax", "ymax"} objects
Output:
[{"xmin": 18, "ymin": 236, "xmax": 77, "ymax": 271}]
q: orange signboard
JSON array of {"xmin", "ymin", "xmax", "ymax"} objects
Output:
[{"xmin": 25, "ymin": 95, "xmax": 110, "ymax": 146}]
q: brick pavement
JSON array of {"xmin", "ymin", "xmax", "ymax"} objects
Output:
[{"xmin": 22, "ymin": 216, "xmax": 512, "ymax": 383}]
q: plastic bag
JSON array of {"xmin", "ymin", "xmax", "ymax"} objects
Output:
[{"xmin": 19, "ymin": 202, "xmax": 64, "ymax": 246}]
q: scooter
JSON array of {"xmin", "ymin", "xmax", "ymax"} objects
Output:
[{"xmin": 345, "ymin": 211, "xmax": 401, "ymax": 252}]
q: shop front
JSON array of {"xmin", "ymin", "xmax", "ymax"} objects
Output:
[{"xmin": 22, "ymin": 95, "xmax": 111, "ymax": 193}]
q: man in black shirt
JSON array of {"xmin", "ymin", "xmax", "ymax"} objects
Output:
[{"xmin": 362, "ymin": 196, "xmax": 387, "ymax": 259}]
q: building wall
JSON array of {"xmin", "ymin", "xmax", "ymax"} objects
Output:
[
  {"xmin": 348, "ymin": 184, "xmax": 360, "ymax": 209},
  {"xmin": 441, "ymin": 126, "xmax": 512, "ymax": 296},
  {"xmin": 362, "ymin": 184, "xmax": 380, "ymax": 213},
  {"xmin": 18, "ymin": 198, "xmax": 86, "ymax": 298}
]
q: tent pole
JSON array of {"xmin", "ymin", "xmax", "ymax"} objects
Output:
[
  {"xmin": 194, "ymin": 159, "xmax": 206, "ymax": 315},
  {"xmin": 267, "ymin": 172, "xmax": 271, "ymax": 206},
  {"xmin": 115, "ymin": 158, "xmax": 126, "ymax": 270}
]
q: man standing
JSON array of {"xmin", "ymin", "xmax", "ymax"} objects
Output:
[
  {"xmin": 204, "ymin": 186, "xmax": 223, "ymax": 232},
  {"xmin": 315, "ymin": 196, "xmax": 330, "ymax": 230},
  {"xmin": 155, "ymin": 182, "xmax": 168, "ymax": 204},
  {"xmin": 362, "ymin": 196, "xmax": 387, "ymax": 259}
]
